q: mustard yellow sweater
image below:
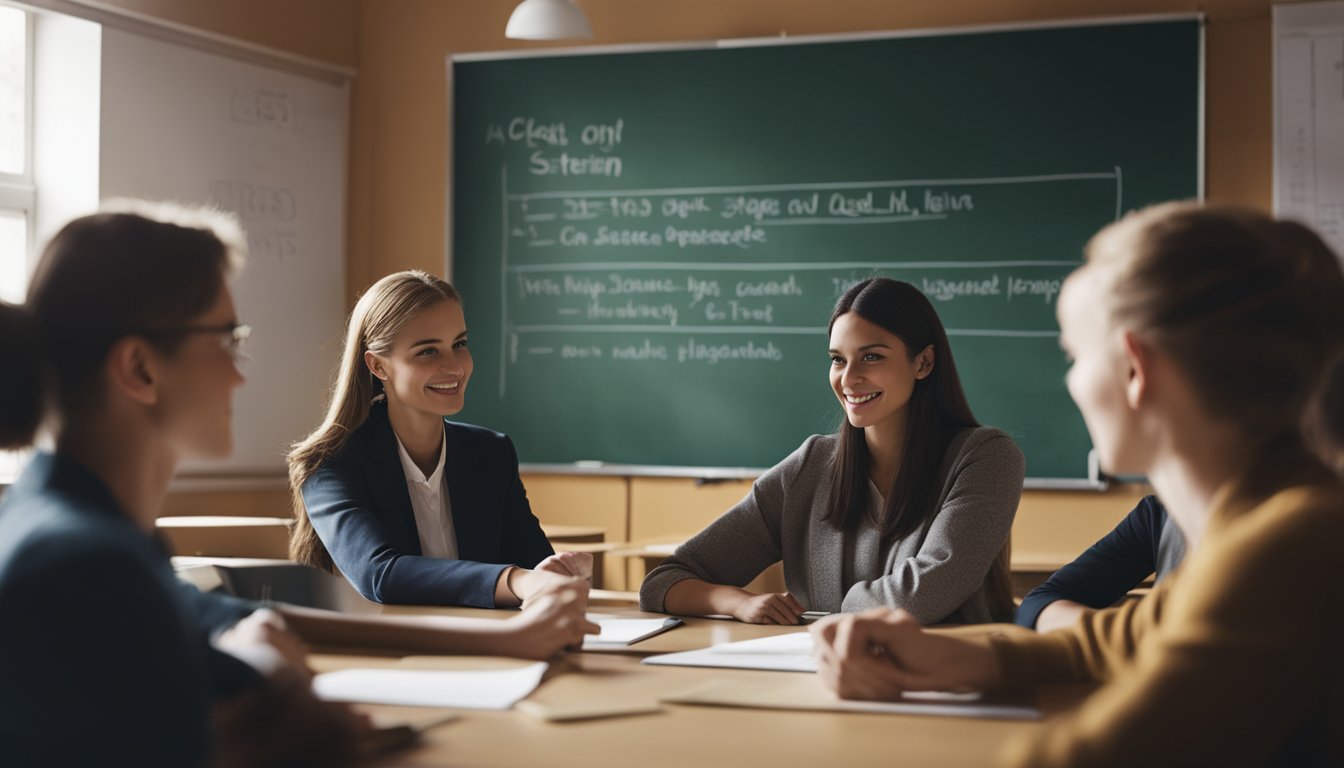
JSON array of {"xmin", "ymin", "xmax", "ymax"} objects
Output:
[{"xmin": 988, "ymin": 477, "xmax": 1344, "ymax": 767}]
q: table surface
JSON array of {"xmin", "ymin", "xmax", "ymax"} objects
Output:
[
  {"xmin": 312, "ymin": 601, "xmax": 1085, "ymax": 768},
  {"xmin": 539, "ymin": 524, "xmax": 608, "ymax": 543}
]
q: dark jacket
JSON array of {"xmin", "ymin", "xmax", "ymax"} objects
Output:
[
  {"xmin": 300, "ymin": 402, "xmax": 554, "ymax": 607},
  {"xmin": 0, "ymin": 453, "xmax": 217, "ymax": 766},
  {"xmin": 1015, "ymin": 495, "xmax": 1186, "ymax": 628}
]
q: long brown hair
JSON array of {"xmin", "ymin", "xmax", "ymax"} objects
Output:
[
  {"xmin": 825, "ymin": 278, "xmax": 1013, "ymax": 619},
  {"xmin": 1085, "ymin": 202, "xmax": 1344, "ymax": 484},
  {"xmin": 287, "ymin": 270, "xmax": 460, "ymax": 570}
]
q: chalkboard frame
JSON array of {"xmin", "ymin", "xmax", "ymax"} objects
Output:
[{"xmin": 447, "ymin": 13, "xmax": 1205, "ymax": 489}]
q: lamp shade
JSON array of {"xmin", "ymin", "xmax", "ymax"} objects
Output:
[{"xmin": 505, "ymin": 0, "xmax": 593, "ymax": 40}]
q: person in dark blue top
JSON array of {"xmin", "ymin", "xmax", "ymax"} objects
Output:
[
  {"xmin": 0, "ymin": 452, "xmax": 217, "ymax": 765},
  {"xmin": 0, "ymin": 203, "xmax": 361, "ymax": 766},
  {"xmin": 288, "ymin": 271, "xmax": 592, "ymax": 609},
  {"xmin": 1015, "ymin": 495, "xmax": 1187, "ymax": 631}
]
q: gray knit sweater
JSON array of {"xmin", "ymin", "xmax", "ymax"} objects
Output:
[{"xmin": 639, "ymin": 427, "xmax": 1025, "ymax": 625}]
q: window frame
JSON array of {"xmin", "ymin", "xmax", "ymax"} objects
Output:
[
  {"xmin": 0, "ymin": 2, "xmax": 33, "ymax": 484},
  {"xmin": 0, "ymin": 1, "xmax": 36, "ymax": 227}
]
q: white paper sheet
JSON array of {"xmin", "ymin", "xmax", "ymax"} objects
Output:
[
  {"xmin": 642, "ymin": 631, "xmax": 819, "ymax": 672},
  {"xmin": 646, "ymin": 633, "xmax": 992, "ymax": 704},
  {"xmin": 582, "ymin": 615, "xmax": 682, "ymax": 650},
  {"xmin": 313, "ymin": 662, "xmax": 548, "ymax": 709}
]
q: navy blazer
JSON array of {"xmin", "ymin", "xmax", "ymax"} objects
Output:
[
  {"xmin": 1015, "ymin": 495, "xmax": 1187, "ymax": 628},
  {"xmin": 301, "ymin": 402, "xmax": 554, "ymax": 607},
  {"xmin": 0, "ymin": 453, "xmax": 217, "ymax": 765}
]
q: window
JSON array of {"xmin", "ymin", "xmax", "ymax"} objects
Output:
[
  {"xmin": 0, "ymin": 4, "xmax": 24, "ymax": 174},
  {"xmin": 0, "ymin": 1, "xmax": 33, "ymax": 305},
  {"xmin": 0, "ymin": 3, "xmax": 30, "ymax": 480}
]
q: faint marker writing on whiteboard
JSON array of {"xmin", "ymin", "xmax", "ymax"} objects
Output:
[
  {"xmin": 1275, "ymin": 3, "xmax": 1344, "ymax": 259},
  {"xmin": 231, "ymin": 88, "xmax": 292, "ymax": 129},
  {"xmin": 207, "ymin": 180, "xmax": 299, "ymax": 261}
]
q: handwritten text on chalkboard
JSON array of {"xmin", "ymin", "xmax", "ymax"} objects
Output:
[
  {"xmin": 493, "ymin": 172, "xmax": 1118, "ymax": 380},
  {"xmin": 486, "ymin": 117, "xmax": 625, "ymax": 177}
]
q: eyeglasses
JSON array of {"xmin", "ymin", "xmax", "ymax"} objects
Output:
[{"xmin": 137, "ymin": 322, "xmax": 252, "ymax": 362}]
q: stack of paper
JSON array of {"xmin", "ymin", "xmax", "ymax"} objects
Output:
[
  {"xmin": 313, "ymin": 662, "xmax": 548, "ymax": 709},
  {"xmin": 582, "ymin": 615, "xmax": 683, "ymax": 650},
  {"xmin": 642, "ymin": 631, "xmax": 817, "ymax": 671}
]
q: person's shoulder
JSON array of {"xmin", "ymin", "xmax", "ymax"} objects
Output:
[
  {"xmin": 791, "ymin": 433, "xmax": 839, "ymax": 466},
  {"xmin": 444, "ymin": 419, "xmax": 512, "ymax": 450},
  {"xmin": 348, "ymin": 402, "xmax": 391, "ymax": 444},
  {"xmin": 1201, "ymin": 480, "xmax": 1344, "ymax": 592},
  {"xmin": 1174, "ymin": 480, "xmax": 1344, "ymax": 626},
  {"xmin": 952, "ymin": 424, "xmax": 1016, "ymax": 448},
  {"xmin": 802, "ymin": 432, "xmax": 838, "ymax": 452},
  {"xmin": 947, "ymin": 425, "xmax": 1024, "ymax": 464},
  {"xmin": 1, "ymin": 482, "xmax": 123, "ymax": 542},
  {"xmin": 0, "ymin": 503, "xmax": 152, "ymax": 591},
  {"xmin": 319, "ymin": 404, "xmax": 390, "ymax": 467},
  {"xmin": 444, "ymin": 419, "xmax": 509, "ymax": 442},
  {"xmin": 1235, "ymin": 482, "xmax": 1344, "ymax": 548},
  {"xmin": 756, "ymin": 433, "xmax": 837, "ymax": 486},
  {"xmin": 1133, "ymin": 495, "xmax": 1167, "ymax": 529},
  {"xmin": 444, "ymin": 420, "xmax": 519, "ymax": 471}
]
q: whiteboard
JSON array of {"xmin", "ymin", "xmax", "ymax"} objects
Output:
[
  {"xmin": 100, "ymin": 27, "xmax": 348, "ymax": 475},
  {"xmin": 1274, "ymin": 0, "xmax": 1344, "ymax": 259}
]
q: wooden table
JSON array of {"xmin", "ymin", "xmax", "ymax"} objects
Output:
[{"xmin": 313, "ymin": 602, "xmax": 1084, "ymax": 767}]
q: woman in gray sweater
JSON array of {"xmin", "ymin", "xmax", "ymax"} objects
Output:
[{"xmin": 640, "ymin": 278, "xmax": 1024, "ymax": 625}]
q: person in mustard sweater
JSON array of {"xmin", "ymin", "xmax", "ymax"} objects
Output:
[{"xmin": 811, "ymin": 201, "xmax": 1344, "ymax": 767}]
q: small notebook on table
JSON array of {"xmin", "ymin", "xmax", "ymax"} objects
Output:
[{"xmin": 581, "ymin": 615, "xmax": 683, "ymax": 650}]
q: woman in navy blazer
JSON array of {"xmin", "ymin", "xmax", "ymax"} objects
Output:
[{"xmin": 289, "ymin": 270, "xmax": 591, "ymax": 608}]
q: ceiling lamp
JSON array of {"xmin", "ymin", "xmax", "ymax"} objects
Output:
[{"xmin": 505, "ymin": 0, "xmax": 593, "ymax": 41}]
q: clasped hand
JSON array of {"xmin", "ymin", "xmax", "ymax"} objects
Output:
[{"xmin": 810, "ymin": 608, "xmax": 997, "ymax": 701}]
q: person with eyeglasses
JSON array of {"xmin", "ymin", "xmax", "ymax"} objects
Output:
[
  {"xmin": 0, "ymin": 203, "xmax": 594, "ymax": 766},
  {"xmin": 0, "ymin": 203, "xmax": 372, "ymax": 766},
  {"xmin": 139, "ymin": 321, "xmax": 252, "ymax": 362}
]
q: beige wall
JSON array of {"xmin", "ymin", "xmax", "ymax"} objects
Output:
[
  {"xmin": 108, "ymin": 0, "xmax": 1284, "ymax": 579},
  {"xmin": 93, "ymin": 0, "xmax": 361, "ymax": 66}
]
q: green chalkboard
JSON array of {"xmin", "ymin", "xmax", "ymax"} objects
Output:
[{"xmin": 450, "ymin": 17, "xmax": 1202, "ymax": 483}]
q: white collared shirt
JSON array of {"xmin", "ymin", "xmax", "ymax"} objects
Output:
[{"xmin": 394, "ymin": 430, "xmax": 459, "ymax": 559}]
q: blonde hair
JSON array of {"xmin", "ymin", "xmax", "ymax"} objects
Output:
[
  {"xmin": 1083, "ymin": 201, "xmax": 1344, "ymax": 475},
  {"xmin": 287, "ymin": 270, "xmax": 460, "ymax": 570}
]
